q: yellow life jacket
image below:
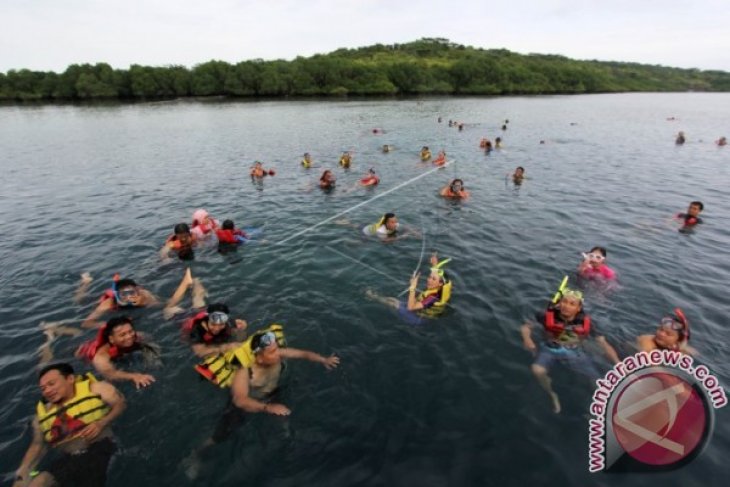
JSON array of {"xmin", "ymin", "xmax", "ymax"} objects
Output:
[
  {"xmin": 194, "ymin": 324, "xmax": 287, "ymax": 388},
  {"xmin": 339, "ymin": 155, "xmax": 351, "ymax": 167},
  {"xmin": 417, "ymin": 279, "xmax": 452, "ymax": 317},
  {"xmin": 301, "ymin": 159, "xmax": 311, "ymax": 168},
  {"xmin": 421, "ymin": 150, "xmax": 432, "ymax": 161},
  {"xmin": 36, "ymin": 373, "xmax": 110, "ymax": 445}
]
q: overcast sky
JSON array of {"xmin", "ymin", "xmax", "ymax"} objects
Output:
[{"xmin": 2, "ymin": 0, "xmax": 728, "ymax": 73}]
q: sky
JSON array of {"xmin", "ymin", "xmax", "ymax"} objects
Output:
[{"xmin": 2, "ymin": 0, "xmax": 728, "ymax": 73}]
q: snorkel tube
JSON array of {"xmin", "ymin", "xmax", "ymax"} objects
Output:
[
  {"xmin": 551, "ymin": 276, "xmax": 569, "ymax": 304},
  {"xmin": 111, "ymin": 273, "xmax": 122, "ymax": 304},
  {"xmin": 430, "ymin": 257, "xmax": 451, "ymax": 282}
]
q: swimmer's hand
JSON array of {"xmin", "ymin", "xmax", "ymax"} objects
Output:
[
  {"xmin": 80, "ymin": 272, "xmax": 93, "ymax": 284},
  {"xmin": 264, "ymin": 403, "xmax": 291, "ymax": 416},
  {"xmin": 429, "ymin": 253, "xmax": 438, "ymax": 266},
  {"xmin": 234, "ymin": 319, "xmax": 247, "ymax": 330},
  {"xmin": 523, "ymin": 338, "xmax": 537, "ymax": 355},
  {"xmin": 77, "ymin": 421, "xmax": 105, "ymax": 441},
  {"xmin": 409, "ymin": 272, "xmax": 420, "ymax": 290},
  {"xmin": 321, "ymin": 354, "xmax": 340, "ymax": 370},
  {"xmin": 131, "ymin": 373, "xmax": 155, "ymax": 389}
]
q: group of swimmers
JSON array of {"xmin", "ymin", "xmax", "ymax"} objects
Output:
[
  {"xmin": 675, "ymin": 130, "xmax": 727, "ymax": 146},
  {"xmin": 12, "ymin": 115, "xmax": 712, "ymax": 486}
]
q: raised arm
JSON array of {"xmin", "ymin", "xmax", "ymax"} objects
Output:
[
  {"xmin": 279, "ymin": 347, "xmax": 340, "ymax": 369},
  {"xmin": 82, "ymin": 299, "xmax": 114, "ymax": 329}
]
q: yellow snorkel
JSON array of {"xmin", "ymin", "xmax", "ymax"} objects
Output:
[
  {"xmin": 551, "ymin": 276, "xmax": 569, "ymax": 304},
  {"xmin": 430, "ymin": 258, "xmax": 451, "ymax": 281}
]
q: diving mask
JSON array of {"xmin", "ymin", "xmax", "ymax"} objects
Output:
[{"xmin": 209, "ymin": 311, "xmax": 229, "ymax": 325}]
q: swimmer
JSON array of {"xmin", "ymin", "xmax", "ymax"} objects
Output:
[
  {"xmin": 440, "ymin": 179, "xmax": 469, "ymax": 199},
  {"xmin": 360, "ymin": 168, "xmax": 380, "ymax": 187},
  {"xmin": 578, "ymin": 246, "xmax": 616, "ymax": 280},
  {"xmin": 433, "ymin": 150, "xmax": 446, "ymax": 166},
  {"xmin": 216, "ymin": 219, "xmax": 249, "ymax": 249},
  {"xmin": 501, "ymin": 124, "xmax": 507, "ymax": 131},
  {"xmin": 479, "ymin": 138, "xmax": 489, "ymax": 148},
  {"xmin": 495, "ymin": 137, "xmax": 502, "ymax": 148},
  {"xmin": 366, "ymin": 253, "xmax": 452, "ymax": 324},
  {"xmin": 361, "ymin": 212, "xmax": 399, "ymax": 239},
  {"xmin": 717, "ymin": 136, "xmax": 727, "ymax": 147},
  {"xmin": 184, "ymin": 302, "xmax": 248, "ymax": 358},
  {"xmin": 674, "ymin": 201, "xmax": 704, "ymax": 229},
  {"xmin": 511, "ymin": 166, "xmax": 525, "ymax": 184},
  {"xmin": 75, "ymin": 316, "xmax": 158, "ymax": 389},
  {"xmin": 301, "ymin": 152, "xmax": 313, "ymax": 168},
  {"xmin": 12, "ymin": 363, "xmax": 125, "ymax": 487},
  {"xmin": 191, "ymin": 209, "xmax": 220, "ymax": 242},
  {"xmin": 382, "ymin": 144, "xmax": 393, "ymax": 153},
  {"xmin": 81, "ymin": 275, "xmax": 159, "ymax": 329},
  {"xmin": 484, "ymin": 140, "xmax": 493, "ymax": 154},
  {"xmin": 250, "ymin": 161, "xmax": 274, "ymax": 178},
  {"xmin": 339, "ymin": 152, "xmax": 352, "ymax": 168},
  {"xmin": 319, "ymin": 169, "xmax": 336, "ymax": 190},
  {"xmin": 420, "ymin": 146, "xmax": 432, "ymax": 161},
  {"xmin": 161, "ymin": 222, "xmax": 197, "ymax": 261},
  {"xmin": 520, "ymin": 283, "xmax": 619, "ymax": 413},
  {"xmin": 675, "ymin": 131, "xmax": 686, "ymax": 145},
  {"xmin": 636, "ymin": 309, "xmax": 695, "ymax": 355}
]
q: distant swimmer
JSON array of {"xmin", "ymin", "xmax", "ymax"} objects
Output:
[
  {"xmin": 250, "ymin": 161, "xmax": 275, "ymax": 178},
  {"xmin": 362, "ymin": 213, "xmax": 399, "ymax": 238},
  {"xmin": 636, "ymin": 308, "xmax": 695, "ymax": 354},
  {"xmin": 382, "ymin": 144, "xmax": 393, "ymax": 153},
  {"xmin": 511, "ymin": 166, "xmax": 525, "ymax": 184},
  {"xmin": 161, "ymin": 222, "xmax": 196, "ymax": 261},
  {"xmin": 440, "ymin": 179, "xmax": 469, "ymax": 199},
  {"xmin": 366, "ymin": 253, "xmax": 452, "ymax": 326},
  {"xmin": 484, "ymin": 140, "xmax": 493, "ymax": 154},
  {"xmin": 501, "ymin": 124, "xmax": 507, "ymax": 131},
  {"xmin": 215, "ymin": 219, "xmax": 249, "ymax": 251},
  {"xmin": 674, "ymin": 200, "xmax": 704, "ymax": 231},
  {"xmin": 420, "ymin": 146, "xmax": 432, "ymax": 161},
  {"xmin": 75, "ymin": 316, "xmax": 158, "ymax": 389},
  {"xmin": 495, "ymin": 137, "xmax": 502, "ymax": 148},
  {"xmin": 717, "ymin": 136, "xmax": 727, "ymax": 146},
  {"xmin": 433, "ymin": 150, "xmax": 446, "ymax": 166},
  {"xmin": 301, "ymin": 152, "xmax": 313, "ymax": 168},
  {"xmin": 339, "ymin": 151, "xmax": 352, "ymax": 168},
  {"xmin": 438, "ymin": 116, "xmax": 442, "ymax": 123},
  {"xmin": 191, "ymin": 208, "xmax": 220, "ymax": 242},
  {"xmin": 479, "ymin": 138, "xmax": 489, "ymax": 148},
  {"xmin": 319, "ymin": 169, "xmax": 336, "ymax": 190},
  {"xmin": 577, "ymin": 246, "xmax": 616, "ymax": 281},
  {"xmin": 360, "ymin": 168, "xmax": 380, "ymax": 187},
  {"xmin": 12, "ymin": 363, "xmax": 126, "ymax": 487},
  {"xmin": 520, "ymin": 279, "xmax": 620, "ymax": 413},
  {"xmin": 675, "ymin": 131, "xmax": 686, "ymax": 145}
]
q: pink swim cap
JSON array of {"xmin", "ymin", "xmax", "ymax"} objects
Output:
[{"xmin": 192, "ymin": 209, "xmax": 209, "ymax": 225}]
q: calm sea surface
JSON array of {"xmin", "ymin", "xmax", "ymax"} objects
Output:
[{"xmin": 1, "ymin": 94, "xmax": 729, "ymax": 486}]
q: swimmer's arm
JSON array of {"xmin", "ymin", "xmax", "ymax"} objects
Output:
[
  {"xmin": 13, "ymin": 419, "xmax": 46, "ymax": 487},
  {"xmin": 140, "ymin": 289, "xmax": 160, "ymax": 306},
  {"xmin": 596, "ymin": 336, "xmax": 620, "ymax": 364},
  {"xmin": 279, "ymin": 348, "xmax": 340, "ymax": 369},
  {"xmin": 520, "ymin": 322, "xmax": 537, "ymax": 352},
  {"xmin": 230, "ymin": 367, "xmax": 283, "ymax": 413},
  {"xmin": 92, "ymin": 352, "xmax": 155, "ymax": 389},
  {"xmin": 89, "ymin": 381, "xmax": 126, "ymax": 430},
  {"xmin": 81, "ymin": 299, "xmax": 113, "ymax": 329},
  {"xmin": 406, "ymin": 273, "xmax": 423, "ymax": 311}
]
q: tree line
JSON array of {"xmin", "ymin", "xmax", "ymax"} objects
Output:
[{"xmin": 2, "ymin": 38, "xmax": 729, "ymax": 102}]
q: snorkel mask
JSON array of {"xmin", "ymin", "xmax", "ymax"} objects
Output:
[
  {"xmin": 252, "ymin": 331, "xmax": 277, "ymax": 354},
  {"xmin": 111, "ymin": 274, "xmax": 138, "ymax": 308},
  {"xmin": 662, "ymin": 308, "xmax": 690, "ymax": 341}
]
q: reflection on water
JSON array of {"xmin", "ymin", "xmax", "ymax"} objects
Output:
[{"xmin": 1, "ymin": 94, "xmax": 729, "ymax": 486}]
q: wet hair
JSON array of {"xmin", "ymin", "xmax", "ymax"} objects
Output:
[
  {"xmin": 450, "ymin": 179, "xmax": 464, "ymax": 191},
  {"xmin": 690, "ymin": 201, "xmax": 704, "ymax": 211},
  {"xmin": 589, "ymin": 246, "xmax": 607, "ymax": 257},
  {"xmin": 207, "ymin": 302, "xmax": 230, "ymax": 315},
  {"xmin": 383, "ymin": 213, "xmax": 396, "ymax": 225},
  {"xmin": 515, "ymin": 166, "xmax": 525, "ymax": 173},
  {"xmin": 174, "ymin": 223, "xmax": 191, "ymax": 235},
  {"xmin": 39, "ymin": 362, "xmax": 75, "ymax": 380},
  {"xmin": 103, "ymin": 316, "xmax": 134, "ymax": 342},
  {"xmin": 222, "ymin": 219, "xmax": 235, "ymax": 231},
  {"xmin": 320, "ymin": 170, "xmax": 332, "ymax": 182},
  {"xmin": 115, "ymin": 278, "xmax": 137, "ymax": 290}
]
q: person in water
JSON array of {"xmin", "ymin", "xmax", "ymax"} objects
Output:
[
  {"xmin": 339, "ymin": 152, "xmax": 352, "ymax": 168},
  {"xmin": 495, "ymin": 137, "xmax": 502, "ymax": 148},
  {"xmin": 362, "ymin": 212, "xmax": 399, "ymax": 238},
  {"xmin": 512, "ymin": 166, "xmax": 525, "ymax": 184},
  {"xmin": 636, "ymin": 309, "xmax": 695, "ymax": 354},
  {"xmin": 80, "ymin": 275, "xmax": 159, "ymax": 329},
  {"xmin": 520, "ymin": 287, "xmax": 620, "ymax": 413},
  {"xmin": 250, "ymin": 161, "xmax": 274, "ymax": 178},
  {"xmin": 184, "ymin": 302, "xmax": 248, "ymax": 358},
  {"xmin": 360, "ymin": 168, "xmax": 379, "ymax": 186},
  {"xmin": 366, "ymin": 254, "xmax": 452, "ymax": 325},
  {"xmin": 717, "ymin": 136, "xmax": 727, "ymax": 146},
  {"xmin": 319, "ymin": 169, "xmax": 336, "ymax": 190},
  {"xmin": 433, "ymin": 150, "xmax": 447, "ymax": 166},
  {"xmin": 674, "ymin": 200, "xmax": 704, "ymax": 228},
  {"xmin": 420, "ymin": 146, "xmax": 432, "ymax": 161},
  {"xmin": 161, "ymin": 222, "xmax": 196, "ymax": 261},
  {"xmin": 191, "ymin": 209, "xmax": 220, "ymax": 243},
  {"xmin": 215, "ymin": 219, "xmax": 248, "ymax": 245},
  {"xmin": 301, "ymin": 152, "xmax": 313, "ymax": 168},
  {"xmin": 12, "ymin": 363, "xmax": 125, "ymax": 487},
  {"xmin": 577, "ymin": 246, "xmax": 616, "ymax": 280},
  {"xmin": 75, "ymin": 316, "xmax": 158, "ymax": 389},
  {"xmin": 382, "ymin": 144, "xmax": 393, "ymax": 153},
  {"xmin": 675, "ymin": 131, "xmax": 686, "ymax": 145},
  {"xmin": 440, "ymin": 179, "xmax": 469, "ymax": 199}
]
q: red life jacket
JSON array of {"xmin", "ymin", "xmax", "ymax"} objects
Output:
[
  {"xmin": 544, "ymin": 308, "xmax": 591, "ymax": 336},
  {"xmin": 182, "ymin": 311, "xmax": 231, "ymax": 344},
  {"xmin": 76, "ymin": 324, "xmax": 141, "ymax": 361},
  {"xmin": 215, "ymin": 228, "xmax": 246, "ymax": 244},
  {"xmin": 193, "ymin": 219, "xmax": 219, "ymax": 236}
]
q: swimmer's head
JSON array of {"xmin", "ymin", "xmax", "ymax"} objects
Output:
[
  {"xmin": 251, "ymin": 331, "xmax": 281, "ymax": 364},
  {"xmin": 206, "ymin": 302, "xmax": 231, "ymax": 332},
  {"xmin": 585, "ymin": 246, "xmax": 607, "ymax": 267},
  {"xmin": 192, "ymin": 209, "xmax": 210, "ymax": 226},
  {"xmin": 450, "ymin": 179, "xmax": 464, "ymax": 192},
  {"xmin": 688, "ymin": 201, "xmax": 704, "ymax": 217},
  {"xmin": 558, "ymin": 289, "xmax": 583, "ymax": 316},
  {"xmin": 174, "ymin": 223, "xmax": 191, "ymax": 236},
  {"xmin": 383, "ymin": 213, "xmax": 398, "ymax": 231},
  {"xmin": 104, "ymin": 316, "xmax": 137, "ymax": 349},
  {"xmin": 39, "ymin": 363, "xmax": 76, "ymax": 404},
  {"xmin": 514, "ymin": 167, "xmax": 525, "ymax": 177},
  {"xmin": 114, "ymin": 278, "xmax": 141, "ymax": 306},
  {"xmin": 222, "ymin": 219, "xmax": 235, "ymax": 231}
]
